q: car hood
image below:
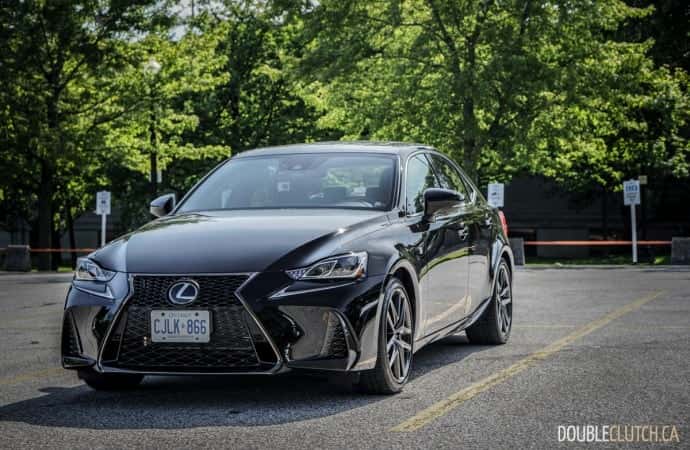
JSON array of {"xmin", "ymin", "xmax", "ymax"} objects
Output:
[{"xmin": 91, "ymin": 209, "xmax": 388, "ymax": 274}]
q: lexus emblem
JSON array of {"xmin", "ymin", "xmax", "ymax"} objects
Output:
[{"xmin": 168, "ymin": 280, "xmax": 199, "ymax": 305}]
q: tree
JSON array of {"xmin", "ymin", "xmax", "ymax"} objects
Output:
[
  {"xmin": 98, "ymin": 30, "xmax": 229, "ymax": 205},
  {"xmin": 0, "ymin": 0, "xmax": 169, "ymax": 269},
  {"xmin": 1, "ymin": 1, "xmax": 335, "ymax": 267},
  {"xmin": 2, "ymin": 0, "xmax": 688, "ymax": 268},
  {"xmin": 297, "ymin": 0, "xmax": 688, "ymax": 190},
  {"xmin": 624, "ymin": 0, "xmax": 690, "ymax": 72},
  {"xmin": 188, "ymin": 1, "xmax": 339, "ymax": 154},
  {"xmin": 100, "ymin": 2, "xmax": 335, "ymax": 232}
]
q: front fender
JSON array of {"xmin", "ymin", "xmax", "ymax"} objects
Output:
[
  {"xmin": 384, "ymin": 257, "xmax": 422, "ymax": 337},
  {"xmin": 351, "ymin": 255, "xmax": 422, "ymax": 371}
]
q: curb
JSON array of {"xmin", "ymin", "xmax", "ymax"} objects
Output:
[{"xmin": 519, "ymin": 264, "xmax": 690, "ymax": 271}]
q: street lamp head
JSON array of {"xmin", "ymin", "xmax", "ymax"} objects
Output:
[{"xmin": 143, "ymin": 58, "xmax": 162, "ymax": 75}]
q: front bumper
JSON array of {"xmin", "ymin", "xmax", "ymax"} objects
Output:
[{"xmin": 62, "ymin": 271, "xmax": 385, "ymax": 375}]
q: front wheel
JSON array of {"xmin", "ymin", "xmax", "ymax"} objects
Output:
[
  {"xmin": 466, "ymin": 260, "xmax": 513, "ymax": 345},
  {"xmin": 359, "ymin": 278, "xmax": 414, "ymax": 394},
  {"xmin": 78, "ymin": 369, "xmax": 144, "ymax": 391}
]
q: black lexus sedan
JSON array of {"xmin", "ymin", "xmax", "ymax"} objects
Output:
[{"xmin": 62, "ymin": 142, "xmax": 514, "ymax": 394}]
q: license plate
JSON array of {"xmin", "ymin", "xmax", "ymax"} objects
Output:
[{"xmin": 150, "ymin": 310, "xmax": 211, "ymax": 343}]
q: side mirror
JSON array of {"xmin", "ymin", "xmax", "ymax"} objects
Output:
[
  {"xmin": 423, "ymin": 188, "xmax": 464, "ymax": 220},
  {"xmin": 150, "ymin": 193, "xmax": 176, "ymax": 217}
]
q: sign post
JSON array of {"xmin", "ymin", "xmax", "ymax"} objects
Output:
[
  {"xmin": 96, "ymin": 191, "xmax": 111, "ymax": 247},
  {"xmin": 487, "ymin": 183, "xmax": 505, "ymax": 208},
  {"xmin": 623, "ymin": 180, "xmax": 640, "ymax": 264}
]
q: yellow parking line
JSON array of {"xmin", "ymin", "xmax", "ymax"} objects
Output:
[
  {"xmin": 391, "ymin": 291, "xmax": 665, "ymax": 432},
  {"xmin": 0, "ymin": 367, "xmax": 63, "ymax": 386}
]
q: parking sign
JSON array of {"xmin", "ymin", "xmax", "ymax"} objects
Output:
[
  {"xmin": 623, "ymin": 180, "xmax": 640, "ymax": 206},
  {"xmin": 487, "ymin": 183, "xmax": 504, "ymax": 208},
  {"xmin": 623, "ymin": 179, "xmax": 641, "ymax": 264},
  {"xmin": 96, "ymin": 191, "xmax": 111, "ymax": 215}
]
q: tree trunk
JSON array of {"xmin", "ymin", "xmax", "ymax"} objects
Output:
[
  {"xmin": 601, "ymin": 186, "xmax": 609, "ymax": 257},
  {"xmin": 150, "ymin": 150, "xmax": 158, "ymax": 199},
  {"xmin": 460, "ymin": 27, "xmax": 478, "ymax": 181},
  {"xmin": 37, "ymin": 160, "xmax": 53, "ymax": 270},
  {"xmin": 39, "ymin": 68, "xmax": 62, "ymax": 270},
  {"xmin": 601, "ymin": 186, "xmax": 609, "ymax": 240},
  {"xmin": 462, "ymin": 93, "xmax": 478, "ymax": 181},
  {"xmin": 51, "ymin": 223, "xmax": 61, "ymax": 271},
  {"xmin": 460, "ymin": 2, "xmax": 492, "ymax": 183},
  {"xmin": 67, "ymin": 205, "xmax": 77, "ymax": 269}
]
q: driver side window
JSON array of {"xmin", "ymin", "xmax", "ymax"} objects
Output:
[
  {"xmin": 405, "ymin": 155, "xmax": 438, "ymax": 215},
  {"xmin": 428, "ymin": 154, "xmax": 470, "ymax": 200}
]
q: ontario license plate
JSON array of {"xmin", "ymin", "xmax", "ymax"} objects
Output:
[{"xmin": 150, "ymin": 310, "xmax": 211, "ymax": 343}]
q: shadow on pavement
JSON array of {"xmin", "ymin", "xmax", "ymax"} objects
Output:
[{"xmin": 0, "ymin": 335, "xmax": 487, "ymax": 430}]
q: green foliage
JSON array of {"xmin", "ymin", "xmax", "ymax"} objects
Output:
[
  {"xmin": 0, "ymin": 0, "xmax": 172, "ymax": 262},
  {"xmin": 298, "ymin": 0, "xmax": 689, "ymax": 191},
  {"xmin": 189, "ymin": 3, "xmax": 340, "ymax": 153},
  {"xmin": 0, "ymin": 0, "xmax": 688, "ymax": 259},
  {"xmin": 101, "ymin": 30, "xmax": 230, "ymax": 176}
]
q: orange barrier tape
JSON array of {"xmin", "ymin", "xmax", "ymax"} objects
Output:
[
  {"xmin": 31, "ymin": 248, "xmax": 96, "ymax": 253},
  {"xmin": 524, "ymin": 240, "xmax": 671, "ymax": 246},
  {"xmin": 0, "ymin": 248, "xmax": 95, "ymax": 253}
]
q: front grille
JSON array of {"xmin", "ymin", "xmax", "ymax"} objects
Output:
[
  {"xmin": 62, "ymin": 311, "xmax": 81, "ymax": 357},
  {"xmin": 104, "ymin": 275, "xmax": 275, "ymax": 372}
]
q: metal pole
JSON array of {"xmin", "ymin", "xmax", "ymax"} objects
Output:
[
  {"xmin": 100, "ymin": 213, "xmax": 106, "ymax": 247},
  {"xmin": 150, "ymin": 110, "xmax": 157, "ymax": 198},
  {"xmin": 630, "ymin": 204, "xmax": 637, "ymax": 264}
]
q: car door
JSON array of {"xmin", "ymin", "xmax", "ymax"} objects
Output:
[
  {"xmin": 425, "ymin": 154, "xmax": 472, "ymax": 326},
  {"xmin": 457, "ymin": 176, "xmax": 493, "ymax": 314},
  {"xmin": 404, "ymin": 154, "xmax": 457, "ymax": 336}
]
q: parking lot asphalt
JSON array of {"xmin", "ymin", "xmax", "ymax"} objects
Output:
[{"xmin": 0, "ymin": 267, "xmax": 688, "ymax": 449}]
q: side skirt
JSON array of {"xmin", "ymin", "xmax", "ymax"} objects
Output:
[{"xmin": 412, "ymin": 295, "xmax": 492, "ymax": 353}]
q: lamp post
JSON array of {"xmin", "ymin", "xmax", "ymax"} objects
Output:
[{"xmin": 143, "ymin": 58, "xmax": 161, "ymax": 199}]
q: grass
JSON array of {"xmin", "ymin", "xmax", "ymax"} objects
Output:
[{"xmin": 527, "ymin": 255, "xmax": 671, "ymax": 266}]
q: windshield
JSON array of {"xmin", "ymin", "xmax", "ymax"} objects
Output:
[{"xmin": 177, "ymin": 153, "xmax": 398, "ymax": 212}]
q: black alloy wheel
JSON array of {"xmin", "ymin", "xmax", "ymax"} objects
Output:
[
  {"xmin": 359, "ymin": 278, "xmax": 414, "ymax": 394},
  {"xmin": 466, "ymin": 260, "xmax": 512, "ymax": 345}
]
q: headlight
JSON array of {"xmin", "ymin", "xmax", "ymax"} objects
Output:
[
  {"xmin": 75, "ymin": 258, "xmax": 115, "ymax": 282},
  {"xmin": 286, "ymin": 252, "xmax": 368, "ymax": 280}
]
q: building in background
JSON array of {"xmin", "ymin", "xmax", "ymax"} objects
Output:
[
  {"xmin": 2, "ymin": 176, "xmax": 689, "ymax": 265},
  {"xmin": 502, "ymin": 176, "xmax": 690, "ymax": 260}
]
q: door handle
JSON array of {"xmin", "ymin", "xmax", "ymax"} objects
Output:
[{"xmin": 458, "ymin": 226, "xmax": 469, "ymax": 241}]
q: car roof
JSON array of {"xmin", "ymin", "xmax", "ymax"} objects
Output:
[{"xmin": 233, "ymin": 141, "xmax": 436, "ymax": 159}]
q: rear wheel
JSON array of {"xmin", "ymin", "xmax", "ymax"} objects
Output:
[
  {"xmin": 78, "ymin": 369, "xmax": 144, "ymax": 391},
  {"xmin": 359, "ymin": 278, "xmax": 413, "ymax": 394},
  {"xmin": 466, "ymin": 260, "xmax": 512, "ymax": 345}
]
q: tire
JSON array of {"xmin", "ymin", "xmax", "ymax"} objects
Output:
[
  {"xmin": 466, "ymin": 260, "xmax": 513, "ymax": 345},
  {"xmin": 359, "ymin": 278, "xmax": 414, "ymax": 394},
  {"xmin": 78, "ymin": 369, "xmax": 144, "ymax": 391}
]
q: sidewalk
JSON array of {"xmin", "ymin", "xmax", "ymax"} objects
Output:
[{"xmin": 521, "ymin": 264, "xmax": 690, "ymax": 271}]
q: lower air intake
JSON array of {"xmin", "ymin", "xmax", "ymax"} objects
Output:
[{"xmin": 62, "ymin": 312, "xmax": 81, "ymax": 357}]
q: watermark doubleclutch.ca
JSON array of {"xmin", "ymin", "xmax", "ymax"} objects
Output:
[{"xmin": 558, "ymin": 424, "xmax": 680, "ymax": 444}]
